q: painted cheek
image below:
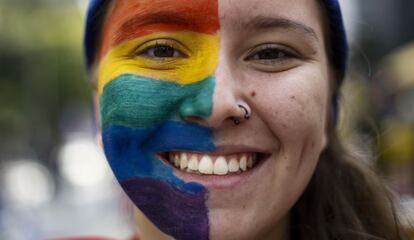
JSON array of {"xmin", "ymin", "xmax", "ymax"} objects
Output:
[
  {"xmin": 97, "ymin": 32, "xmax": 219, "ymax": 240},
  {"xmin": 97, "ymin": 32, "xmax": 220, "ymax": 94},
  {"xmin": 101, "ymin": 121, "xmax": 212, "ymax": 239}
]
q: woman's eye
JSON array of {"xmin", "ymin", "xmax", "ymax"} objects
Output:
[
  {"xmin": 244, "ymin": 44, "xmax": 300, "ymax": 72},
  {"xmin": 138, "ymin": 44, "xmax": 186, "ymax": 59},
  {"xmin": 255, "ymin": 48, "xmax": 287, "ymax": 60},
  {"xmin": 245, "ymin": 45, "xmax": 296, "ymax": 63}
]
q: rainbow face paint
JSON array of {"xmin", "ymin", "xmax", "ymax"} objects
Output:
[{"xmin": 97, "ymin": 0, "xmax": 219, "ymax": 239}]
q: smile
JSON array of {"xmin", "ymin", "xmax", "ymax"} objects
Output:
[{"xmin": 159, "ymin": 151, "xmax": 269, "ymax": 176}]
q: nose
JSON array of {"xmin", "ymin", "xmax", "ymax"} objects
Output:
[
  {"xmin": 208, "ymin": 62, "xmax": 246, "ymax": 127},
  {"xmin": 179, "ymin": 57, "xmax": 249, "ymax": 128}
]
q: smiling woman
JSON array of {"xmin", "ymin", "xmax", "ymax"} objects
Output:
[{"xmin": 78, "ymin": 0, "xmax": 407, "ymax": 240}]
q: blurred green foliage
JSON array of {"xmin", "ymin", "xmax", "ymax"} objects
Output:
[{"xmin": 0, "ymin": 0, "xmax": 91, "ymax": 162}]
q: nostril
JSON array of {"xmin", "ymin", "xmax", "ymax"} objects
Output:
[{"xmin": 184, "ymin": 116, "xmax": 206, "ymax": 125}]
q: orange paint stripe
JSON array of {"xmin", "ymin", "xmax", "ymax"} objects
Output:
[{"xmin": 100, "ymin": 0, "xmax": 219, "ymax": 60}]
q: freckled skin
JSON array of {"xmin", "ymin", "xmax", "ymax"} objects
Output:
[{"xmin": 209, "ymin": 0, "xmax": 330, "ymax": 239}]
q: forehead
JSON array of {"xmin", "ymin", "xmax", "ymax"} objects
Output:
[
  {"xmin": 100, "ymin": 0, "xmax": 325, "ymax": 54},
  {"xmin": 218, "ymin": 0, "xmax": 324, "ymax": 32},
  {"xmin": 104, "ymin": 0, "xmax": 324, "ymax": 30},
  {"xmin": 104, "ymin": 0, "xmax": 219, "ymax": 37}
]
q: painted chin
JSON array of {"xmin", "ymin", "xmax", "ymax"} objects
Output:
[{"xmin": 157, "ymin": 150, "xmax": 271, "ymax": 189}]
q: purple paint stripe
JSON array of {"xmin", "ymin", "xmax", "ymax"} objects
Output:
[{"xmin": 121, "ymin": 177, "xmax": 209, "ymax": 240}]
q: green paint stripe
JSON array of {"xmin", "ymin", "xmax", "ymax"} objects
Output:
[{"xmin": 101, "ymin": 74, "xmax": 215, "ymax": 129}]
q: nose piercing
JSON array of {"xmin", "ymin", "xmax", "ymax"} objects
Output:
[
  {"xmin": 233, "ymin": 104, "xmax": 251, "ymax": 125},
  {"xmin": 238, "ymin": 104, "xmax": 250, "ymax": 120}
]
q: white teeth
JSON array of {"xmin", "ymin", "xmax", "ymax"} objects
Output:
[
  {"xmin": 188, "ymin": 155, "xmax": 199, "ymax": 171},
  {"xmin": 180, "ymin": 153, "xmax": 188, "ymax": 170},
  {"xmin": 168, "ymin": 152, "xmax": 258, "ymax": 175},
  {"xmin": 247, "ymin": 155, "xmax": 253, "ymax": 168},
  {"xmin": 170, "ymin": 153, "xmax": 180, "ymax": 167},
  {"xmin": 174, "ymin": 155, "xmax": 180, "ymax": 167},
  {"xmin": 240, "ymin": 155, "xmax": 247, "ymax": 171},
  {"xmin": 199, "ymin": 155, "xmax": 213, "ymax": 174},
  {"xmin": 228, "ymin": 158, "xmax": 240, "ymax": 172},
  {"xmin": 214, "ymin": 156, "xmax": 228, "ymax": 175}
]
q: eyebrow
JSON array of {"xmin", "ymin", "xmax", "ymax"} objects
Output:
[
  {"xmin": 116, "ymin": 11, "xmax": 192, "ymax": 37},
  {"xmin": 242, "ymin": 16, "xmax": 319, "ymax": 42}
]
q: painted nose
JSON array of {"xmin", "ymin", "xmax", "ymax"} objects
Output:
[
  {"xmin": 179, "ymin": 58, "xmax": 249, "ymax": 128},
  {"xmin": 179, "ymin": 81, "xmax": 214, "ymax": 121}
]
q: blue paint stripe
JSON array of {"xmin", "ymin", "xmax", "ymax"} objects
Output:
[{"xmin": 102, "ymin": 121, "xmax": 215, "ymax": 193}]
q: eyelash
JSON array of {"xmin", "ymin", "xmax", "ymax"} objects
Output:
[
  {"xmin": 134, "ymin": 40, "xmax": 188, "ymax": 59},
  {"xmin": 245, "ymin": 44, "xmax": 297, "ymax": 63},
  {"xmin": 133, "ymin": 40, "xmax": 298, "ymax": 71}
]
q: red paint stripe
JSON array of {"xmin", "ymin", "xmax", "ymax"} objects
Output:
[{"xmin": 100, "ymin": 0, "xmax": 219, "ymax": 60}]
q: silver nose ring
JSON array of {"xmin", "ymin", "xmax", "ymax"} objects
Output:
[{"xmin": 233, "ymin": 104, "xmax": 250, "ymax": 125}]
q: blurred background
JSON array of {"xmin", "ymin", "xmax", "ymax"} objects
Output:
[{"xmin": 0, "ymin": 0, "xmax": 413, "ymax": 239}]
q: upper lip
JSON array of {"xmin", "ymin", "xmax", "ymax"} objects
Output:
[{"xmin": 165, "ymin": 144, "xmax": 271, "ymax": 155}]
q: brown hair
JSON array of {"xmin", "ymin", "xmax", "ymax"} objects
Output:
[
  {"xmin": 290, "ymin": 128, "xmax": 407, "ymax": 240},
  {"xmin": 291, "ymin": 3, "xmax": 408, "ymax": 240}
]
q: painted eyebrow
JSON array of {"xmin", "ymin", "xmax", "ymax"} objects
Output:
[
  {"xmin": 242, "ymin": 16, "xmax": 319, "ymax": 42},
  {"xmin": 115, "ymin": 11, "xmax": 192, "ymax": 37}
]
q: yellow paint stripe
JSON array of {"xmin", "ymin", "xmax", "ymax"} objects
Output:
[{"xmin": 98, "ymin": 31, "xmax": 219, "ymax": 94}]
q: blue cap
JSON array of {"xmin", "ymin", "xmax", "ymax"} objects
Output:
[
  {"xmin": 84, "ymin": 0, "xmax": 348, "ymax": 82},
  {"xmin": 321, "ymin": 0, "xmax": 348, "ymax": 83},
  {"xmin": 84, "ymin": 0, "xmax": 106, "ymax": 69}
]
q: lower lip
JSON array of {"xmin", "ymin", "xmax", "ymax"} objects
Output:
[{"xmin": 172, "ymin": 155, "xmax": 270, "ymax": 189}]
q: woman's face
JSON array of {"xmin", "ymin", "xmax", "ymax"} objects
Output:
[{"xmin": 96, "ymin": 0, "xmax": 330, "ymax": 239}]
